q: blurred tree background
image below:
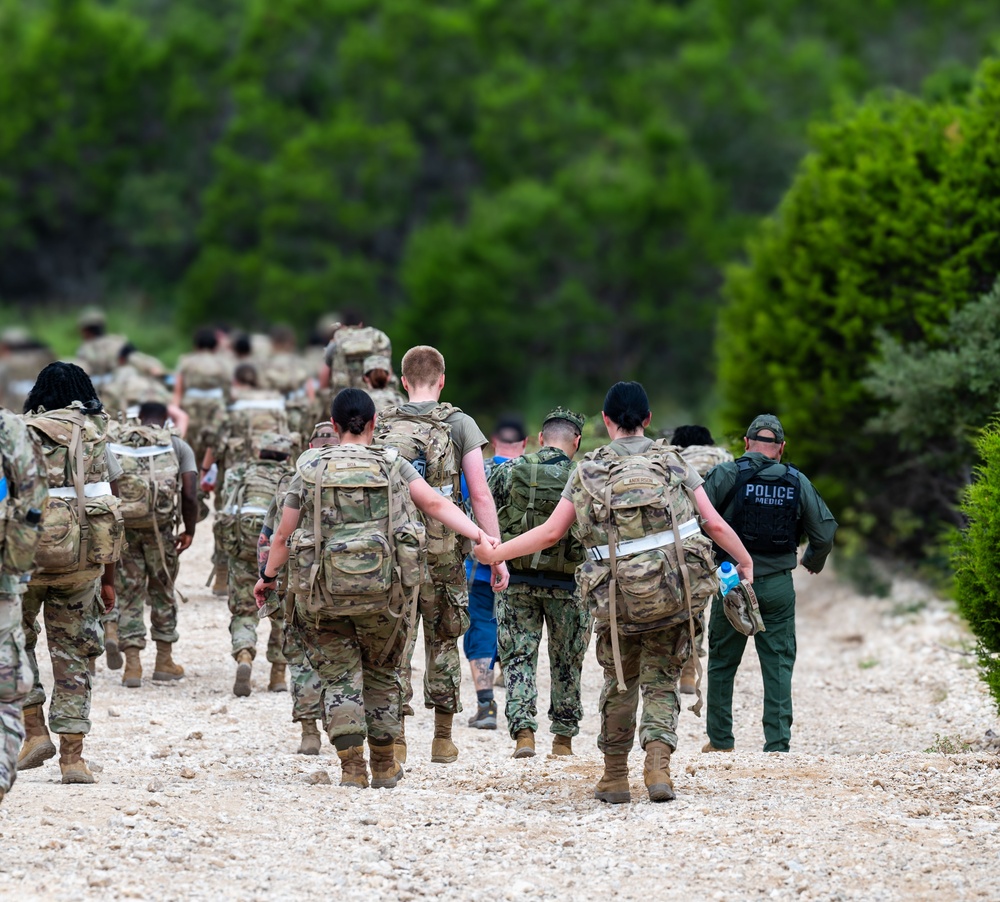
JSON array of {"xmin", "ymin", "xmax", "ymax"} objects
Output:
[{"xmin": 4, "ymin": 0, "xmax": 1000, "ymax": 561}]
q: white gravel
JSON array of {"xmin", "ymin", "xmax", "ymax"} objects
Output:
[{"xmin": 2, "ymin": 522, "xmax": 1000, "ymax": 901}]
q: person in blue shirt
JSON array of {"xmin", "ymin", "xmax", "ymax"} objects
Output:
[{"xmin": 462, "ymin": 417, "xmax": 527, "ymax": 729}]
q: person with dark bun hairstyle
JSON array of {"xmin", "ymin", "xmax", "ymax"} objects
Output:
[
  {"xmin": 253, "ymin": 389, "xmax": 497, "ymax": 790},
  {"xmin": 476, "ymin": 381, "xmax": 753, "ymax": 805}
]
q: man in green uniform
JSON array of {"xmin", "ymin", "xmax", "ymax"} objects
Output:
[
  {"xmin": 702, "ymin": 414, "xmax": 837, "ymax": 753},
  {"xmin": 490, "ymin": 407, "xmax": 591, "ymax": 758}
]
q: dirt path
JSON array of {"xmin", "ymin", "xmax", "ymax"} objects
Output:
[{"xmin": 2, "ymin": 522, "xmax": 999, "ymax": 901}]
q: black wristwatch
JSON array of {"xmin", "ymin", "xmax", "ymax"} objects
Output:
[{"xmin": 259, "ymin": 566, "xmax": 277, "ymax": 583}]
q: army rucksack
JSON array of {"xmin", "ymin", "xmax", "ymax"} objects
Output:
[
  {"xmin": 0, "ymin": 410, "xmax": 47, "ymax": 577},
  {"xmin": 286, "ymin": 445, "xmax": 426, "ymax": 634},
  {"xmin": 373, "ymin": 403, "xmax": 465, "ymax": 561},
  {"xmin": 678, "ymin": 444, "xmax": 734, "ymax": 479},
  {"xmin": 215, "ymin": 460, "xmax": 292, "ymax": 563},
  {"xmin": 24, "ymin": 401, "xmax": 124, "ymax": 586},
  {"xmin": 496, "ymin": 451, "xmax": 586, "ymax": 577},
  {"xmin": 569, "ymin": 439, "xmax": 718, "ymax": 701},
  {"xmin": 107, "ymin": 422, "xmax": 181, "ymax": 529},
  {"xmin": 328, "ymin": 327, "xmax": 391, "ymax": 390},
  {"xmin": 219, "ymin": 393, "xmax": 290, "ymax": 467}
]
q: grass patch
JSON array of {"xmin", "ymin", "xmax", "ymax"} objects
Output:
[
  {"xmin": 923, "ymin": 733, "xmax": 972, "ymax": 755},
  {"xmin": 858, "ymin": 658, "xmax": 879, "ymax": 670}
]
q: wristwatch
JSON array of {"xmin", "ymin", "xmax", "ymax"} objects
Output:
[{"xmin": 259, "ymin": 565, "xmax": 277, "ymax": 583}]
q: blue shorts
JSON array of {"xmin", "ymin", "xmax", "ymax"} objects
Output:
[{"xmin": 462, "ymin": 579, "xmax": 497, "ymax": 663}]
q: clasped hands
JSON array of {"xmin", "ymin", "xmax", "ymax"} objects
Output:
[{"xmin": 474, "ymin": 530, "xmax": 502, "ymax": 565}]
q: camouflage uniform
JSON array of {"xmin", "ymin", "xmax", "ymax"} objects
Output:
[
  {"xmin": 175, "ymin": 349, "xmax": 230, "ymax": 471},
  {"xmin": 102, "ymin": 364, "xmax": 172, "ymax": 421},
  {"xmin": 0, "ymin": 410, "xmax": 47, "ymax": 796},
  {"xmin": 491, "ymin": 442, "xmax": 592, "ymax": 740},
  {"xmin": 0, "ymin": 330, "xmax": 54, "ymax": 413},
  {"xmin": 112, "ymin": 528, "xmax": 179, "ymax": 649},
  {"xmin": 76, "ymin": 334, "xmax": 128, "ymax": 394}
]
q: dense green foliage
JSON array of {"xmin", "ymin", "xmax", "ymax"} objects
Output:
[
  {"xmin": 953, "ymin": 422, "xmax": 1000, "ymax": 710},
  {"xmin": 718, "ymin": 60, "xmax": 1000, "ymax": 554},
  {"xmin": 3, "ymin": 0, "xmax": 1000, "ymax": 417}
]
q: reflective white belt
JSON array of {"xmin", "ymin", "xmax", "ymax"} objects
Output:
[
  {"xmin": 229, "ymin": 398, "xmax": 285, "ymax": 412},
  {"xmin": 588, "ymin": 519, "xmax": 701, "ymax": 562},
  {"xmin": 285, "ymin": 389, "xmax": 308, "ymax": 402},
  {"xmin": 90, "ymin": 373, "xmax": 113, "ymax": 387},
  {"xmin": 49, "ymin": 482, "xmax": 112, "ymax": 500},
  {"xmin": 184, "ymin": 387, "xmax": 224, "ymax": 400},
  {"xmin": 109, "ymin": 443, "xmax": 174, "ymax": 458},
  {"xmin": 225, "ymin": 505, "xmax": 270, "ymax": 516},
  {"xmin": 125, "ymin": 405, "xmax": 141, "ymax": 420}
]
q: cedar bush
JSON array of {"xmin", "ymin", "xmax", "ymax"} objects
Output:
[{"xmin": 953, "ymin": 421, "xmax": 1000, "ymax": 710}]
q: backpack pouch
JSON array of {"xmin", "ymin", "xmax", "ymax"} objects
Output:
[
  {"xmin": 35, "ymin": 497, "xmax": 80, "ymax": 572},
  {"xmin": 394, "ymin": 520, "xmax": 427, "ymax": 588},
  {"xmin": 322, "ymin": 534, "xmax": 392, "ymax": 598},
  {"xmin": 287, "ymin": 528, "xmax": 318, "ymax": 595},
  {"xmin": 236, "ymin": 513, "xmax": 267, "ymax": 563},
  {"xmin": 85, "ymin": 495, "xmax": 124, "ymax": 565}
]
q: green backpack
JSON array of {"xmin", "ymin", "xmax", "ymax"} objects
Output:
[
  {"xmin": 286, "ymin": 445, "xmax": 427, "ymax": 622},
  {"xmin": 495, "ymin": 451, "xmax": 585, "ymax": 577},
  {"xmin": 215, "ymin": 459, "xmax": 292, "ymax": 563}
]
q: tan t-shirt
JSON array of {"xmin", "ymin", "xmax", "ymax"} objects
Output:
[
  {"xmin": 397, "ymin": 401, "xmax": 487, "ymax": 461},
  {"xmin": 561, "ymin": 435, "xmax": 703, "ymax": 501}
]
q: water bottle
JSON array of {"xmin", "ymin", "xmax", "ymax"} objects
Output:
[{"xmin": 717, "ymin": 561, "xmax": 740, "ymax": 596}]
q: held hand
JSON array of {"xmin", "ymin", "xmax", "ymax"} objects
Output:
[
  {"xmin": 253, "ymin": 578, "xmax": 271, "ymax": 607},
  {"xmin": 473, "ymin": 535, "xmax": 499, "ymax": 565},
  {"xmin": 175, "ymin": 533, "xmax": 193, "ymax": 554},
  {"xmin": 491, "ymin": 561, "xmax": 510, "ymax": 591},
  {"xmin": 736, "ymin": 559, "xmax": 754, "ymax": 585},
  {"xmin": 100, "ymin": 583, "xmax": 116, "ymax": 615}
]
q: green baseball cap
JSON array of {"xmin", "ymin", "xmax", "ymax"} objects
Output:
[
  {"xmin": 543, "ymin": 406, "xmax": 586, "ymax": 434},
  {"xmin": 746, "ymin": 414, "xmax": 784, "ymax": 443}
]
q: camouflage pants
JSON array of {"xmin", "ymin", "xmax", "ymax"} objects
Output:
[
  {"xmin": 595, "ymin": 620, "xmax": 692, "ymax": 756},
  {"xmin": 400, "ymin": 556, "xmax": 469, "ymax": 715},
  {"xmin": 0, "ymin": 592, "xmax": 31, "ymax": 794},
  {"xmin": 227, "ymin": 555, "xmax": 285, "ymax": 662},
  {"xmin": 22, "ymin": 578, "xmax": 104, "ymax": 735},
  {"xmin": 282, "ymin": 615, "xmax": 324, "ymax": 724},
  {"xmin": 109, "ymin": 526, "xmax": 180, "ymax": 648},
  {"xmin": 297, "ymin": 608, "xmax": 406, "ymax": 745},
  {"xmin": 496, "ymin": 582, "xmax": 593, "ymax": 740}
]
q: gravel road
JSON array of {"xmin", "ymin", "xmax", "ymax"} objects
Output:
[{"xmin": 2, "ymin": 520, "xmax": 999, "ymax": 901}]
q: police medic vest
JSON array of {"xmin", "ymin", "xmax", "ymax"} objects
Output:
[{"xmin": 724, "ymin": 457, "xmax": 801, "ymax": 555}]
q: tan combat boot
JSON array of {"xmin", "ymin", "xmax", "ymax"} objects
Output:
[
  {"xmin": 233, "ymin": 649, "xmax": 253, "ymax": 697},
  {"xmin": 212, "ymin": 561, "xmax": 229, "ymax": 597},
  {"xmin": 430, "ymin": 710, "xmax": 458, "ymax": 763},
  {"xmin": 512, "ymin": 728, "xmax": 535, "ymax": 759},
  {"xmin": 337, "ymin": 745, "xmax": 369, "ymax": 788},
  {"xmin": 268, "ymin": 662, "xmax": 287, "ymax": 693},
  {"xmin": 643, "ymin": 740, "xmax": 675, "ymax": 802},
  {"xmin": 122, "ymin": 647, "xmax": 142, "ymax": 688},
  {"xmin": 369, "ymin": 740, "xmax": 404, "ymax": 789},
  {"xmin": 59, "ymin": 733, "xmax": 95, "ymax": 784},
  {"xmin": 552, "ymin": 735, "xmax": 573, "ymax": 756},
  {"xmin": 298, "ymin": 721, "xmax": 321, "ymax": 755},
  {"xmin": 394, "ymin": 716, "xmax": 407, "ymax": 765},
  {"xmin": 701, "ymin": 741, "xmax": 734, "ymax": 754},
  {"xmin": 105, "ymin": 621, "xmax": 123, "ymax": 670},
  {"xmin": 17, "ymin": 704, "xmax": 56, "ymax": 770},
  {"xmin": 679, "ymin": 654, "xmax": 697, "ymax": 695},
  {"xmin": 594, "ymin": 753, "xmax": 631, "ymax": 804},
  {"xmin": 152, "ymin": 641, "xmax": 184, "ymax": 682}
]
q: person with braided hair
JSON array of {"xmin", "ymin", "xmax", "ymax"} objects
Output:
[{"xmin": 18, "ymin": 362, "xmax": 124, "ymax": 784}]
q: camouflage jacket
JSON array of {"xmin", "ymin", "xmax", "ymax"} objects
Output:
[
  {"xmin": 0, "ymin": 410, "xmax": 48, "ymax": 594},
  {"xmin": 677, "ymin": 444, "xmax": 734, "ymax": 479}
]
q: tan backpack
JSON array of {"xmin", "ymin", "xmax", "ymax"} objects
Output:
[
  {"xmin": 569, "ymin": 439, "xmax": 719, "ymax": 706},
  {"xmin": 0, "ymin": 410, "xmax": 48, "ymax": 577},
  {"xmin": 25, "ymin": 402, "xmax": 124, "ymax": 586},
  {"xmin": 215, "ymin": 460, "xmax": 292, "ymax": 563},
  {"xmin": 107, "ymin": 422, "xmax": 180, "ymax": 529},
  {"xmin": 373, "ymin": 403, "xmax": 464, "ymax": 561},
  {"xmin": 328, "ymin": 327, "xmax": 391, "ymax": 390},
  {"xmin": 286, "ymin": 445, "xmax": 426, "ymax": 656},
  {"xmin": 218, "ymin": 393, "xmax": 290, "ymax": 467}
]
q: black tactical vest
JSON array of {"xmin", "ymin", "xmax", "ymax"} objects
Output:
[{"xmin": 722, "ymin": 457, "xmax": 801, "ymax": 555}]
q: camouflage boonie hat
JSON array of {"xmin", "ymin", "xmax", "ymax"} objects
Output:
[
  {"xmin": 723, "ymin": 580, "xmax": 765, "ymax": 636},
  {"xmin": 747, "ymin": 413, "xmax": 784, "ymax": 443},
  {"xmin": 258, "ymin": 432, "xmax": 293, "ymax": 456},
  {"xmin": 543, "ymin": 406, "xmax": 586, "ymax": 433},
  {"xmin": 77, "ymin": 307, "xmax": 107, "ymax": 328},
  {"xmin": 363, "ymin": 354, "xmax": 391, "ymax": 374}
]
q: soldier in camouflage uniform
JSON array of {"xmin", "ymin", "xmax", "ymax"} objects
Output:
[
  {"xmin": 219, "ymin": 432, "xmax": 294, "ymax": 696},
  {"xmin": 490, "ymin": 408, "xmax": 592, "ymax": 758},
  {"xmin": 362, "ymin": 355, "xmax": 405, "ymax": 412},
  {"xmin": 19, "ymin": 364, "xmax": 124, "ymax": 785},
  {"xmin": 256, "ymin": 423, "xmax": 339, "ymax": 754},
  {"xmin": 111, "ymin": 403, "xmax": 199, "ymax": 688},
  {"xmin": 0, "ymin": 409, "xmax": 47, "ymax": 804},
  {"xmin": 74, "ymin": 309, "xmax": 128, "ymax": 397},
  {"xmin": 102, "ymin": 344, "xmax": 190, "ymax": 436},
  {"xmin": 475, "ymin": 382, "xmax": 753, "ymax": 804},
  {"xmin": 670, "ymin": 425, "xmax": 735, "ymax": 695},
  {"xmin": 0, "ymin": 329, "xmax": 55, "ymax": 414},
  {"xmin": 255, "ymin": 389, "xmax": 492, "ymax": 789}
]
